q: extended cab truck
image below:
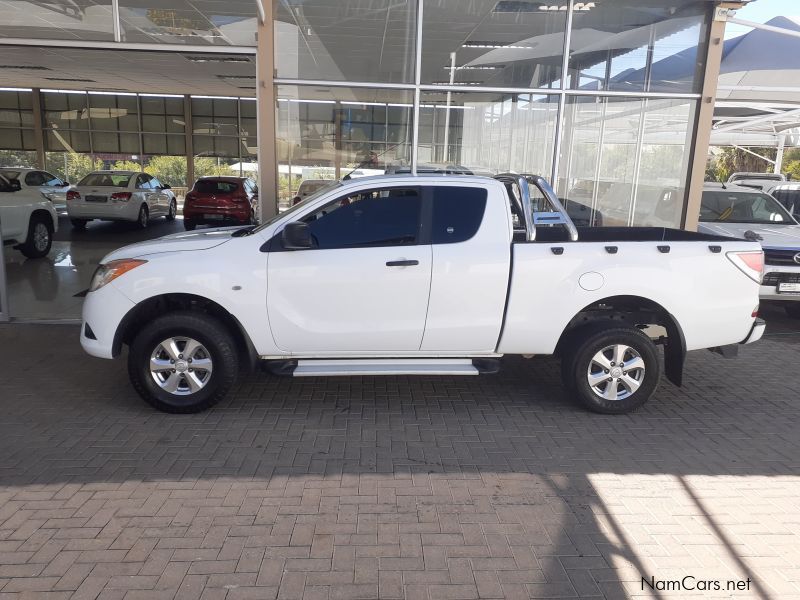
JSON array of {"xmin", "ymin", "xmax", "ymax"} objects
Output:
[
  {"xmin": 0, "ymin": 173, "xmax": 58, "ymax": 259},
  {"xmin": 80, "ymin": 175, "xmax": 766, "ymax": 415}
]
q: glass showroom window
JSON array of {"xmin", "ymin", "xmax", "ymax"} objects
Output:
[
  {"xmin": 418, "ymin": 91, "xmax": 558, "ymax": 176},
  {"xmin": 0, "ymin": 0, "xmax": 115, "ymax": 42},
  {"xmin": 117, "ymin": 0, "xmax": 257, "ymax": 46},
  {"xmin": 275, "ymin": 0, "xmax": 417, "ymax": 83},
  {"xmin": 567, "ymin": 0, "xmax": 710, "ymax": 93},
  {"xmin": 0, "ymin": 90, "xmax": 36, "ymax": 168},
  {"xmin": 276, "ymin": 86, "xmax": 413, "ymax": 208},
  {"xmin": 556, "ymin": 96, "xmax": 697, "ymax": 228},
  {"xmin": 420, "ymin": 0, "xmax": 567, "ymax": 88}
]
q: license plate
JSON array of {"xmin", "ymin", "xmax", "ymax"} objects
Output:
[
  {"xmin": 204, "ymin": 214, "xmax": 223, "ymax": 220},
  {"xmin": 85, "ymin": 195, "xmax": 107, "ymax": 203},
  {"xmin": 778, "ymin": 283, "xmax": 800, "ymax": 293}
]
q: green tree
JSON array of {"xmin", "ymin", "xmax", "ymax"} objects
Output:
[
  {"xmin": 45, "ymin": 153, "xmax": 104, "ymax": 184},
  {"xmin": 707, "ymin": 146, "xmax": 776, "ymax": 182},
  {"xmin": 110, "ymin": 159, "xmax": 144, "ymax": 173},
  {"xmin": 145, "ymin": 155, "xmax": 188, "ymax": 187}
]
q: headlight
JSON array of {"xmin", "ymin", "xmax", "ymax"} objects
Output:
[{"xmin": 89, "ymin": 259, "xmax": 147, "ymax": 292}]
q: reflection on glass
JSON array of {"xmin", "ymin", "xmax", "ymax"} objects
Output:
[
  {"xmin": 275, "ymin": 85, "xmax": 413, "ymax": 208},
  {"xmin": 557, "ymin": 96, "xmax": 696, "ymax": 228},
  {"xmin": 275, "ymin": 0, "xmax": 416, "ymax": 83},
  {"xmin": 421, "ymin": 0, "xmax": 567, "ymax": 88},
  {"xmin": 418, "ymin": 91, "xmax": 558, "ymax": 177},
  {"xmin": 43, "ymin": 92, "xmax": 90, "ymax": 130},
  {"xmin": 118, "ymin": 0, "xmax": 256, "ymax": 45},
  {"xmin": 0, "ymin": 0, "xmax": 115, "ymax": 41},
  {"xmin": 568, "ymin": 0, "xmax": 708, "ymax": 93},
  {"xmin": 88, "ymin": 93, "xmax": 139, "ymax": 132}
]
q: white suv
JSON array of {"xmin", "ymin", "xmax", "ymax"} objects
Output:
[
  {"xmin": 0, "ymin": 167, "xmax": 70, "ymax": 211},
  {"xmin": 67, "ymin": 171, "xmax": 177, "ymax": 229},
  {"xmin": 0, "ymin": 173, "xmax": 58, "ymax": 258}
]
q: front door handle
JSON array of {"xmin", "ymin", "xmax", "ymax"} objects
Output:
[{"xmin": 386, "ymin": 259, "xmax": 419, "ymax": 267}]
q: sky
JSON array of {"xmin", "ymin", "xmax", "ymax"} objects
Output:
[{"xmin": 725, "ymin": 0, "xmax": 799, "ymax": 38}]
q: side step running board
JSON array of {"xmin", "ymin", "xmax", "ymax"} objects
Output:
[{"xmin": 292, "ymin": 358, "xmax": 481, "ymax": 377}]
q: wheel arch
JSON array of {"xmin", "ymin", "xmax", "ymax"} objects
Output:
[
  {"xmin": 556, "ymin": 294, "xmax": 686, "ymax": 386},
  {"xmin": 30, "ymin": 208, "xmax": 55, "ymax": 229},
  {"xmin": 113, "ymin": 293, "xmax": 259, "ymax": 370}
]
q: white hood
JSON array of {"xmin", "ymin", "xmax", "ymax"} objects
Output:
[
  {"xmin": 102, "ymin": 227, "xmax": 241, "ymax": 262},
  {"xmin": 698, "ymin": 222, "xmax": 800, "ymax": 250}
]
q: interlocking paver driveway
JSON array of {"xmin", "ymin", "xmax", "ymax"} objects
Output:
[{"xmin": 0, "ymin": 304, "xmax": 798, "ymax": 599}]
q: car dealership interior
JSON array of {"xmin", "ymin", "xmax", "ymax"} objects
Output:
[{"xmin": 0, "ymin": 0, "xmax": 789, "ymax": 322}]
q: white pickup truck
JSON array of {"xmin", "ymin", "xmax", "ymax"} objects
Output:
[
  {"xmin": 0, "ymin": 172, "xmax": 58, "ymax": 258},
  {"xmin": 80, "ymin": 174, "xmax": 766, "ymax": 415}
]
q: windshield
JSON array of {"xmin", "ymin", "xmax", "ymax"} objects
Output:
[
  {"xmin": 700, "ymin": 191, "xmax": 796, "ymax": 225},
  {"xmin": 252, "ymin": 181, "xmax": 341, "ymax": 233},
  {"xmin": 78, "ymin": 173, "xmax": 133, "ymax": 187}
]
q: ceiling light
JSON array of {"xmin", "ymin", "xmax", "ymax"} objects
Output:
[
  {"xmin": 462, "ymin": 41, "xmax": 533, "ymax": 49},
  {"xmin": 0, "ymin": 65, "xmax": 50, "ymax": 70},
  {"xmin": 0, "ymin": 87, "xmax": 32, "ymax": 92},
  {"xmin": 185, "ymin": 56, "xmax": 252, "ymax": 63},
  {"xmin": 444, "ymin": 65, "xmax": 504, "ymax": 70}
]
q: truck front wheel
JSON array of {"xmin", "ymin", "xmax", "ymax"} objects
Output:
[
  {"xmin": 563, "ymin": 326, "xmax": 660, "ymax": 414},
  {"xmin": 128, "ymin": 311, "xmax": 239, "ymax": 413}
]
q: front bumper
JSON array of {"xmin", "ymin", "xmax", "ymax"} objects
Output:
[
  {"xmin": 80, "ymin": 283, "xmax": 136, "ymax": 359},
  {"xmin": 760, "ymin": 265, "xmax": 800, "ymax": 301}
]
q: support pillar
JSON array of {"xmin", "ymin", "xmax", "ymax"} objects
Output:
[
  {"xmin": 256, "ymin": 1, "xmax": 278, "ymax": 219},
  {"xmin": 775, "ymin": 133, "xmax": 786, "ymax": 175},
  {"xmin": 184, "ymin": 95, "xmax": 194, "ymax": 187},
  {"xmin": 683, "ymin": 3, "xmax": 744, "ymax": 231},
  {"xmin": 31, "ymin": 88, "xmax": 46, "ymax": 170}
]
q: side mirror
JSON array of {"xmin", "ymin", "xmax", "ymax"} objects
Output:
[
  {"xmin": 282, "ymin": 221, "xmax": 313, "ymax": 250},
  {"xmin": 9, "ymin": 179, "xmax": 21, "ymax": 192},
  {"xmin": 61, "ymin": 181, "xmax": 70, "ymax": 186},
  {"xmin": 162, "ymin": 184, "xmax": 171, "ymax": 190}
]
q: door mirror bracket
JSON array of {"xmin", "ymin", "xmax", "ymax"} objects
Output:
[{"xmin": 282, "ymin": 221, "xmax": 313, "ymax": 250}]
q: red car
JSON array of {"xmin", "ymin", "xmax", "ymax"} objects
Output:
[{"xmin": 183, "ymin": 177, "xmax": 259, "ymax": 231}]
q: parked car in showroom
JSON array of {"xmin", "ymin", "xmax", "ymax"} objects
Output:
[
  {"xmin": 0, "ymin": 167, "xmax": 70, "ymax": 211},
  {"xmin": 291, "ymin": 179, "xmax": 333, "ymax": 206},
  {"xmin": 183, "ymin": 177, "xmax": 258, "ymax": 231},
  {"xmin": 699, "ymin": 182, "xmax": 800, "ymax": 318},
  {"xmin": 757, "ymin": 181, "xmax": 800, "ymax": 220},
  {"xmin": 80, "ymin": 173, "xmax": 764, "ymax": 416},
  {"xmin": 67, "ymin": 171, "xmax": 177, "ymax": 229},
  {"xmin": 0, "ymin": 172, "xmax": 58, "ymax": 258}
]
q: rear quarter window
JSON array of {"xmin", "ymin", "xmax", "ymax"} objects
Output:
[{"xmin": 430, "ymin": 187, "xmax": 488, "ymax": 244}]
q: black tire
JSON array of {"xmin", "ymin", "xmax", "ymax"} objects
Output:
[
  {"xmin": 184, "ymin": 221, "xmax": 196, "ymax": 231},
  {"xmin": 19, "ymin": 214, "xmax": 53, "ymax": 259},
  {"xmin": 70, "ymin": 218, "xmax": 88, "ymax": 230},
  {"xmin": 563, "ymin": 326, "xmax": 660, "ymax": 415},
  {"xmin": 128, "ymin": 311, "xmax": 239, "ymax": 413},
  {"xmin": 137, "ymin": 204, "xmax": 149, "ymax": 229},
  {"xmin": 166, "ymin": 199, "xmax": 177, "ymax": 221},
  {"xmin": 785, "ymin": 304, "xmax": 800, "ymax": 319}
]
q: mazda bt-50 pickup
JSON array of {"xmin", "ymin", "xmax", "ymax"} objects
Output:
[{"xmin": 80, "ymin": 174, "xmax": 766, "ymax": 414}]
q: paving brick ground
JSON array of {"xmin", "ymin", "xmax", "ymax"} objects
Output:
[{"xmin": 0, "ymin": 304, "xmax": 799, "ymax": 599}]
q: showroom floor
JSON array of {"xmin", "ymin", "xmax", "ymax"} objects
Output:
[
  {"xmin": 0, "ymin": 305, "xmax": 798, "ymax": 599},
  {"xmin": 3, "ymin": 213, "xmax": 186, "ymax": 321}
]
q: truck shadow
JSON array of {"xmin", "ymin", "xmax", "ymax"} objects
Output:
[{"xmin": 0, "ymin": 318, "xmax": 798, "ymax": 598}]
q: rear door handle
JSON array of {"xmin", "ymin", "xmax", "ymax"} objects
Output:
[{"xmin": 386, "ymin": 259, "xmax": 419, "ymax": 267}]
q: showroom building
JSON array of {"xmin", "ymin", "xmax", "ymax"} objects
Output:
[
  {"xmin": 0, "ymin": 0, "xmax": 744, "ymax": 320},
  {"xmin": 0, "ymin": 0, "xmax": 745, "ymax": 223}
]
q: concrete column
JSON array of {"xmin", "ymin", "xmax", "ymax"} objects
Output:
[
  {"xmin": 256, "ymin": 1, "xmax": 278, "ymax": 219},
  {"xmin": 683, "ymin": 3, "xmax": 744, "ymax": 231},
  {"xmin": 774, "ymin": 133, "xmax": 786, "ymax": 175},
  {"xmin": 31, "ymin": 88, "xmax": 46, "ymax": 170},
  {"xmin": 184, "ymin": 95, "xmax": 194, "ymax": 187}
]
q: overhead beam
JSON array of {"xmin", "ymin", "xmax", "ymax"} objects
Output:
[
  {"xmin": 712, "ymin": 107, "xmax": 800, "ymax": 134},
  {"xmin": 727, "ymin": 17, "xmax": 800, "ymax": 40},
  {"xmin": 0, "ymin": 38, "xmax": 256, "ymax": 54}
]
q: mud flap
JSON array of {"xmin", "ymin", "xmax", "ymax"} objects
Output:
[{"xmin": 663, "ymin": 314, "xmax": 686, "ymax": 387}]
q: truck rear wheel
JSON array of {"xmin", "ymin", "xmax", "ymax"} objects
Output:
[
  {"xmin": 563, "ymin": 326, "xmax": 660, "ymax": 414},
  {"xmin": 128, "ymin": 311, "xmax": 239, "ymax": 413}
]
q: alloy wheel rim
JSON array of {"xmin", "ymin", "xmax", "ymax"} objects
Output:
[
  {"xmin": 33, "ymin": 223, "xmax": 49, "ymax": 251},
  {"xmin": 587, "ymin": 344, "xmax": 645, "ymax": 401},
  {"xmin": 149, "ymin": 336, "xmax": 213, "ymax": 396}
]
